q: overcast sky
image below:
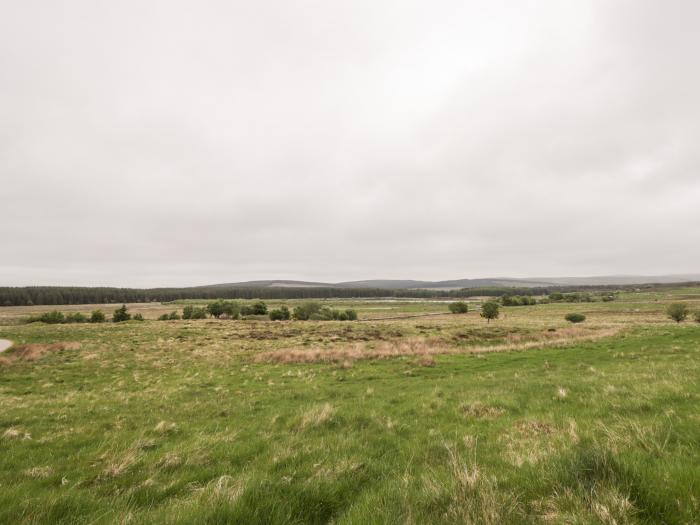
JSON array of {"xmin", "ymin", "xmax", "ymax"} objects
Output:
[{"xmin": 1, "ymin": 1, "xmax": 699, "ymax": 287}]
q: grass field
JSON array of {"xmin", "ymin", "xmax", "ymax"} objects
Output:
[{"xmin": 1, "ymin": 291, "xmax": 699, "ymax": 524}]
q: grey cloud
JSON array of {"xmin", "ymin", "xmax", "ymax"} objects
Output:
[{"xmin": 1, "ymin": 0, "xmax": 699, "ymax": 286}]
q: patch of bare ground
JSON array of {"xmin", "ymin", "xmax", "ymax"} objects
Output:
[
  {"xmin": 0, "ymin": 342, "xmax": 81, "ymax": 366},
  {"xmin": 253, "ymin": 326, "xmax": 624, "ymax": 364}
]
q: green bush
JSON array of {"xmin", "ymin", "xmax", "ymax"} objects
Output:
[
  {"xmin": 269, "ymin": 306, "xmax": 291, "ymax": 321},
  {"xmin": 112, "ymin": 305, "xmax": 131, "ymax": 323},
  {"xmin": 206, "ymin": 300, "xmax": 226, "ymax": 318},
  {"xmin": 251, "ymin": 301, "xmax": 268, "ymax": 315},
  {"xmin": 666, "ymin": 303, "xmax": 689, "ymax": 323},
  {"xmin": 90, "ymin": 310, "xmax": 106, "ymax": 323},
  {"xmin": 293, "ymin": 302, "xmax": 322, "ymax": 320},
  {"xmin": 448, "ymin": 301, "xmax": 468, "ymax": 314},
  {"xmin": 39, "ymin": 311, "xmax": 65, "ymax": 324},
  {"xmin": 65, "ymin": 312, "xmax": 88, "ymax": 323},
  {"xmin": 158, "ymin": 313, "xmax": 170, "ymax": 321},
  {"xmin": 190, "ymin": 307, "xmax": 207, "ymax": 319},
  {"xmin": 168, "ymin": 311, "xmax": 181, "ymax": 320},
  {"xmin": 206, "ymin": 300, "xmax": 240, "ymax": 319},
  {"xmin": 480, "ymin": 302, "xmax": 500, "ymax": 323},
  {"xmin": 132, "ymin": 313, "xmax": 144, "ymax": 321},
  {"xmin": 182, "ymin": 305, "xmax": 194, "ymax": 319},
  {"xmin": 565, "ymin": 313, "xmax": 586, "ymax": 323},
  {"xmin": 345, "ymin": 309, "xmax": 358, "ymax": 321}
]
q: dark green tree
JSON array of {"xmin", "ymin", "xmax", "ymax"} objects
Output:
[
  {"xmin": 480, "ymin": 301, "xmax": 500, "ymax": 323},
  {"xmin": 90, "ymin": 310, "xmax": 106, "ymax": 323},
  {"xmin": 112, "ymin": 304, "xmax": 131, "ymax": 323}
]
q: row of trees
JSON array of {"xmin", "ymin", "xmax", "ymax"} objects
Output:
[
  {"xmin": 26, "ymin": 305, "xmax": 141, "ymax": 324},
  {"xmin": 1, "ymin": 282, "xmax": 657, "ymax": 306},
  {"xmin": 155, "ymin": 301, "xmax": 358, "ymax": 322}
]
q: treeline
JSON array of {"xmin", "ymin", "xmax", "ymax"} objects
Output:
[
  {"xmin": 1, "ymin": 282, "xmax": 698, "ymax": 307},
  {"xmin": 0, "ymin": 285, "xmax": 550, "ymax": 305}
]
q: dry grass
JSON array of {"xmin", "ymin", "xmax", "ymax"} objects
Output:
[
  {"xmin": 254, "ymin": 326, "xmax": 624, "ymax": 364},
  {"xmin": 460, "ymin": 402, "xmax": 506, "ymax": 419},
  {"xmin": 298, "ymin": 403, "xmax": 335, "ymax": 430},
  {"xmin": 0, "ymin": 342, "xmax": 81, "ymax": 366}
]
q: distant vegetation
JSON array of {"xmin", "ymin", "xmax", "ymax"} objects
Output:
[
  {"xmin": 25, "ymin": 310, "xmax": 106, "ymax": 324},
  {"xmin": 291, "ymin": 302, "xmax": 357, "ymax": 321},
  {"xmin": 480, "ymin": 301, "xmax": 500, "ymax": 323},
  {"xmin": 501, "ymin": 295, "xmax": 537, "ymax": 306},
  {"xmin": 666, "ymin": 303, "xmax": 689, "ymax": 323},
  {"xmin": 448, "ymin": 301, "xmax": 468, "ymax": 314},
  {"xmin": 565, "ymin": 313, "xmax": 586, "ymax": 323},
  {"xmin": 2, "ymin": 282, "xmax": 682, "ymax": 307}
]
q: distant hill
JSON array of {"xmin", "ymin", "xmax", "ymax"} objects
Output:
[
  {"xmin": 336, "ymin": 278, "xmax": 553, "ymax": 289},
  {"xmin": 212, "ymin": 274, "xmax": 700, "ymax": 289},
  {"xmin": 533, "ymin": 274, "xmax": 700, "ymax": 286}
]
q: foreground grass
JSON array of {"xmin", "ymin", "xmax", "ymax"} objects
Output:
[{"xmin": 1, "ymin": 308, "xmax": 699, "ymax": 523}]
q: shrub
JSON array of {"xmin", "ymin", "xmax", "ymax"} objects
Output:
[
  {"xmin": 240, "ymin": 305, "xmax": 253, "ymax": 316},
  {"xmin": 182, "ymin": 305, "xmax": 194, "ymax": 319},
  {"xmin": 269, "ymin": 306, "xmax": 291, "ymax": 321},
  {"xmin": 112, "ymin": 305, "xmax": 131, "ymax": 323},
  {"xmin": 133, "ymin": 313, "xmax": 144, "ymax": 321},
  {"xmin": 448, "ymin": 301, "xmax": 468, "ymax": 314},
  {"xmin": 90, "ymin": 310, "xmax": 106, "ymax": 323},
  {"xmin": 206, "ymin": 300, "xmax": 226, "ymax": 319},
  {"xmin": 251, "ymin": 301, "xmax": 268, "ymax": 315},
  {"xmin": 168, "ymin": 311, "xmax": 181, "ymax": 320},
  {"xmin": 190, "ymin": 307, "xmax": 207, "ymax": 319},
  {"xmin": 666, "ymin": 303, "xmax": 689, "ymax": 323},
  {"xmin": 158, "ymin": 313, "xmax": 170, "ymax": 321},
  {"xmin": 480, "ymin": 301, "xmax": 500, "ymax": 323},
  {"xmin": 565, "ymin": 313, "xmax": 586, "ymax": 323},
  {"xmin": 65, "ymin": 312, "xmax": 87, "ymax": 323},
  {"xmin": 39, "ymin": 311, "xmax": 65, "ymax": 324},
  {"xmin": 695, "ymin": 311, "xmax": 700, "ymax": 323},
  {"xmin": 205, "ymin": 300, "xmax": 240, "ymax": 319},
  {"xmin": 293, "ymin": 302, "xmax": 322, "ymax": 320},
  {"xmin": 345, "ymin": 309, "xmax": 358, "ymax": 321},
  {"xmin": 221, "ymin": 301, "xmax": 240, "ymax": 319}
]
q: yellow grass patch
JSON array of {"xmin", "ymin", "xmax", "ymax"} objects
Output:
[{"xmin": 254, "ymin": 326, "xmax": 624, "ymax": 364}]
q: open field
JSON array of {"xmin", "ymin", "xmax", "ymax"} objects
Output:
[{"xmin": 1, "ymin": 291, "xmax": 699, "ymax": 524}]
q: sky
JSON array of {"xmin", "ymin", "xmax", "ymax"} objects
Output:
[{"xmin": 1, "ymin": 0, "xmax": 699, "ymax": 287}]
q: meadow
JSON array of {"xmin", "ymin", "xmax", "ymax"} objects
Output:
[{"xmin": 1, "ymin": 288, "xmax": 699, "ymax": 524}]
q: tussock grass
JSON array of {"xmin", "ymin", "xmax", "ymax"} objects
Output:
[{"xmin": 255, "ymin": 326, "xmax": 624, "ymax": 363}]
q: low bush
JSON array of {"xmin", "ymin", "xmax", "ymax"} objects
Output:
[
  {"xmin": 90, "ymin": 310, "xmax": 106, "ymax": 323},
  {"xmin": 565, "ymin": 313, "xmax": 586, "ymax": 323},
  {"xmin": 65, "ymin": 312, "xmax": 88, "ymax": 323},
  {"xmin": 190, "ymin": 307, "xmax": 207, "ymax": 319},
  {"xmin": 112, "ymin": 305, "xmax": 131, "ymax": 323},
  {"xmin": 293, "ymin": 302, "xmax": 322, "ymax": 320},
  {"xmin": 132, "ymin": 313, "xmax": 144, "ymax": 321},
  {"xmin": 666, "ymin": 303, "xmax": 689, "ymax": 323},
  {"xmin": 269, "ymin": 306, "xmax": 291, "ymax": 321},
  {"xmin": 448, "ymin": 301, "xmax": 468, "ymax": 314},
  {"xmin": 39, "ymin": 311, "xmax": 65, "ymax": 324}
]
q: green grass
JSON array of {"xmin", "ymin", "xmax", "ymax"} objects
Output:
[{"xmin": 1, "ymin": 299, "xmax": 699, "ymax": 524}]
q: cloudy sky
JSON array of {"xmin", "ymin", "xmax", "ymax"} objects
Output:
[{"xmin": 1, "ymin": 0, "xmax": 699, "ymax": 287}]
